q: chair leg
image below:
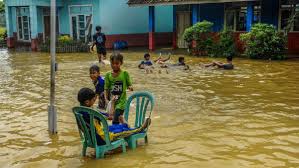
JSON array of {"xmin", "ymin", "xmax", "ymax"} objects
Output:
[
  {"xmin": 82, "ymin": 143, "xmax": 87, "ymax": 156},
  {"xmin": 96, "ymin": 149, "xmax": 105, "ymax": 159},
  {"xmin": 122, "ymin": 142, "xmax": 126, "ymax": 153},
  {"xmin": 145, "ymin": 135, "xmax": 148, "ymax": 144},
  {"xmin": 128, "ymin": 139, "xmax": 137, "ymax": 150}
]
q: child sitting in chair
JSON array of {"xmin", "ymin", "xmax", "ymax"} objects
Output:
[{"xmin": 77, "ymin": 88, "xmax": 151, "ymax": 145}]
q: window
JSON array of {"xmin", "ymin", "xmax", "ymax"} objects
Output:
[
  {"xmin": 225, "ymin": 2, "xmax": 261, "ymax": 31},
  {"xmin": 16, "ymin": 7, "xmax": 31, "ymax": 41},
  {"xmin": 69, "ymin": 5, "xmax": 93, "ymax": 42},
  {"xmin": 71, "ymin": 15, "xmax": 92, "ymax": 42},
  {"xmin": 280, "ymin": 0, "xmax": 299, "ymax": 31}
]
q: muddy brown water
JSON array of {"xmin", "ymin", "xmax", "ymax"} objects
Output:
[{"xmin": 0, "ymin": 49, "xmax": 298, "ymax": 168}]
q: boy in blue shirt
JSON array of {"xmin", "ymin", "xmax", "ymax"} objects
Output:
[
  {"xmin": 89, "ymin": 65, "xmax": 106, "ymax": 109},
  {"xmin": 138, "ymin": 53, "xmax": 153, "ymax": 69}
]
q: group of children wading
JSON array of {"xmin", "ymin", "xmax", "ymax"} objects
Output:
[{"xmin": 77, "ymin": 25, "xmax": 235, "ymax": 146}]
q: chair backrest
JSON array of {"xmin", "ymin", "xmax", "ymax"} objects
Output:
[
  {"xmin": 124, "ymin": 92, "xmax": 155, "ymax": 128},
  {"xmin": 72, "ymin": 106, "xmax": 111, "ymax": 147}
]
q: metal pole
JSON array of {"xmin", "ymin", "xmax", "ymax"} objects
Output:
[{"xmin": 48, "ymin": 0, "xmax": 57, "ymax": 134}]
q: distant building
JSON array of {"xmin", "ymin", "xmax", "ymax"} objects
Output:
[
  {"xmin": 4, "ymin": 0, "xmax": 299, "ymax": 54},
  {"xmin": 128, "ymin": 0, "xmax": 299, "ymax": 54},
  {"xmin": 4, "ymin": 0, "xmax": 173, "ymax": 51}
]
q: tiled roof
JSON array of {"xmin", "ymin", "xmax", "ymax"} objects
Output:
[{"xmin": 127, "ymin": 0, "xmax": 252, "ymax": 6}]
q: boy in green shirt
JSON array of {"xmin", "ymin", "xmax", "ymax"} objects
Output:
[{"xmin": 104, "ymin": 53, "xmax": 133, "ymax": 125}]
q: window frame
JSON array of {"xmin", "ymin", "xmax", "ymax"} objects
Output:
[
  {"xmin": 278, "ymin": 0, "xmax": 299, "ymax": 32},
  {"xmin": 68, "ymin": 5, "xmax": 93, "ymax": 42},
  {"xmin": 16, "ymin": 7, "xmax": 31, "ymax": 42},
  {"xmin": 224, "ymin": 2, "xmax": 261, "ymax": 32}
]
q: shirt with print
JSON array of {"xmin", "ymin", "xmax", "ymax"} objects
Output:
[
  {"xmin": 93, "ymin": 33, "xmax": 106, "ymax": 48},
  {"xmin": 104, "ymin": 70, "xmax": 132, "ymax": 110},
  {"xmin": 94, "ymin": 76, "xmax": 105, "ymax": 95}
]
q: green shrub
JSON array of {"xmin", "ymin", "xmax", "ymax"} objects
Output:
[
  {"xmin": 0, "ymin": 27, "xmax": 7, "ymax": 41},
  {"xmin": 210, "ymin": 29, "xmax": 236, "ymax": 57},
  {"xmin": 240, "ymin": 23, "xmax": 286, "ymax": 60},
  {"xmin": 183, "ymin": 20, "xmax": 214, "ymax": 56},
  {"xmin": 58, "ymin": 35, "xmax": 73, "ymax": 45},
  {"xmin": 193, "ymin": 21, "xmax": 214, "ymax": 55},
  {"xmin": 183, "ymin": 26, "xmax": 194, "ymax": 48}
]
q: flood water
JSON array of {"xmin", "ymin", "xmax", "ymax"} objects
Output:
[{"xmin": 0, "ymin": 49, "xmax": 299, "ymax": 168}]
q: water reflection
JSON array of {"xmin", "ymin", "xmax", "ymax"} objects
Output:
[{"xmin": 0, "ymin": 49, "xmax": 298, "ymax": 168}]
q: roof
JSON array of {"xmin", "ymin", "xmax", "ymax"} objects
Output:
[{"xmin": 127, "ymin": 0, "xmax": 256, "ymax": 6}]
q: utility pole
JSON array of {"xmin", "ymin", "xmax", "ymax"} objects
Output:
[{"xmin": 48, "ymin": 0, "xmax": 57, "ymax": 134}]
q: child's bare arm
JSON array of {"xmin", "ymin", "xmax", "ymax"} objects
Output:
[{"xmin": 104, "ymin": 90, "xmax": 109, "ymax": 104}]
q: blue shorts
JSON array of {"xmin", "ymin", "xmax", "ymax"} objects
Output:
[{"xmin": 109, "ymin": 123, "xmax": 134, "ymax": 133}]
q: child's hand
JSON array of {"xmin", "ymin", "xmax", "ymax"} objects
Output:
[
  {"xmin": 105, "ymin": 99, "xmax": 109, "ymax": 106},
  {"xmin": 128, "ymin": 86, "xmax": 133, "ymax": 91},
  {"xmin": 111, "ymin": 95, "xmax": 118, "ymax": 102}
]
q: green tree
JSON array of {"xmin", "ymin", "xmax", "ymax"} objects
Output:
[{"xmin": 0, "ymin": 1, "xmax": 4, "ymax": 13}]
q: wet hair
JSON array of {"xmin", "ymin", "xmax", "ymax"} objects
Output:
[
  {"xmin": 77, "ymin": 88, "xmax": 96, "ymax": 106},
  {"xmin": 96, "ymin": 26, "xmax": 102, "ymax": 32},
  {"xmin": 110, "ymin": 52, "xmax": 124, "ymax": 64},
  {"xmin": 89, "ymin": 65, "xmax": 100, "ymax": 73},
  {"xmin": 227, "ymin": 56, "xmax": 233, "ymax": 61},
  {"xmin": 178, "ymin": 57, "xmax": 185, "ymax": 63},
  {"xmin": 144, "ymin": 53, "xmax": 150, "ymax": 58}
]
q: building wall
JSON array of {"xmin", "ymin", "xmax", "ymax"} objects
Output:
[
  {"xmin": 98, "ymin": 0, "xmax": 173, "ymax": 34},
  {"xmin": 200, "ymin": 3, "xmax": 224, "ymax": 32},
  {"xmin": 11, "ymin": 7, "xmax": 17, "ymax": 33},
  {"xmin": 37, "ymin": 7, "xmax": 44, "ymax": 34},
  {"xmin": 56, "ymin": 0, "xmax": 173, "ymax": 35}
]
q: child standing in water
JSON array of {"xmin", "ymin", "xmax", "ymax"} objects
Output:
[
  {"xmin": 89, "ymin": 65, "xmax": 106, "ymax": 110},
  {"xmin": 92, "ymin": 26, "xmax": 107, "ymax": 64},
  {"xmin": 104, "ymin": 53, "xmax": 133, "ymax": 125}
]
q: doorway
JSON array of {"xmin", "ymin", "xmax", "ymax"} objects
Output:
[
  {"xmin": 177, "ymin": 11, "xmax": 191, "ymax": 48},
  {"xmin": 44, "ymin": 16, "xmax": 59, "ymax": 42}
]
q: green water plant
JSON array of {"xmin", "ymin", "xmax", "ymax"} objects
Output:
[{"xmin": 240, "ymin": 23, "xmax": 286, "ymax": 60}]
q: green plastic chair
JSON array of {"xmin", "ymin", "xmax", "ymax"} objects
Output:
[
  {"xmin": 124, "ymin": 91, "xmax": 155, "ymax": 149},
  {"xmin": 72, "ymin": 106, "xmax": 126, "ymax": 159}
]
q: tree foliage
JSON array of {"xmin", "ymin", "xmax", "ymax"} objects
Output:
[
  {"xmin": 240, "ymin": 23, "xmax": 286, "ymax": 60},
  {"xmin": 0, "ymin": 1, "xmax": 4, "ymax": 13},
  {"xmin": 183, "ymin": 20, "xmax": 214, "ymax": 56}
]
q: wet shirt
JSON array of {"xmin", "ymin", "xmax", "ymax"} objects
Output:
[
  {"xmin": 93, "ymin": 33, "xmax": 106, "ymax": 48},
  {"xmin": 104, "ymin": 70, "xmax": 132, "ymax": 110},
  {"xmin": 140, "ymin": 60, "xmax": 153, "ymax": 66},
  {"xmin": 94, "ymin": 76, "xmax": 105, "ymax": 95},
  {"xmin": 223, "ymin": 63, "xmax": 234, "ymax": 70}
]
